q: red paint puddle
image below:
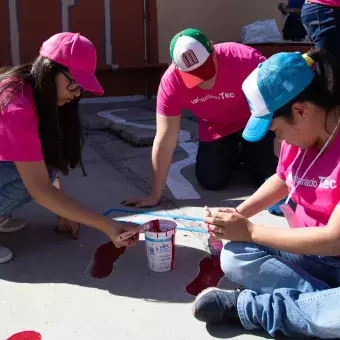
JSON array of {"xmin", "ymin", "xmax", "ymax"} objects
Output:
[
  {"xmin": 7, "ymin": 331, "xmax": 42, "ymax": 340},
  {"xmin": 88, "ymin": 242, "xmax": 126, "ymax": 279},
  {"xmin": 186, "ymin": 255, "xmax": 224, "ymax": 296}
]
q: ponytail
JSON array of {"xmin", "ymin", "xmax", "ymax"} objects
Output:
[
  {"xmin": 274, "ymin": 48, "xmax": 340, "ymax": 123},
  {"xmin": 306, "ymin": 48, "xmax": 340, "ymax": 106}
]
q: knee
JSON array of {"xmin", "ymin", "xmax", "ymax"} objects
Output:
[
  {"xmin": 220, "ymin": 242, "xmax": 244, "ymax": 282},
  {"xmin": 220, "ymin": 242, "xmax": 263, "ymax": 284},
  {"xmin": 195, "ymin": 168, "xmax": 230, "ymax": 190}
]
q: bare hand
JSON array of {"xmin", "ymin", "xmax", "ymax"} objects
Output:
[
  {"xmin": 106, "ymin": 221, "xmax": 142, "ymax": 248},
  {"xmin": 55, "ymin": 216, "xmax": 80, "ymax": 239},
  {"xmin": 204, "ymin": 208, "xmax": 253, "ymax": 242},
  {"xmin": 122, "ymin": 195, "xmax": 160, "ymax": 208}
]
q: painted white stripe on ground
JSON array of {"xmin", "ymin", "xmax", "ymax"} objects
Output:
[
  {"xmin": 167, "ymin": 142, "xmax": 201, "ymax": 200},
  {"xmin": 97, "ymin": 110, "xmax": 201, "ymax": 200}
]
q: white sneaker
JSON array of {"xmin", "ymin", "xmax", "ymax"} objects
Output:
[
  {"xmin": 0, "ymin": 216, "xmax": 26, "ymax": 233},
  {"xmin": 0, "ymin": 246, "xmax": 13, "ymax": 263}
]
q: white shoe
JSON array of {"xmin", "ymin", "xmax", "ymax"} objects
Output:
[
  {"xmin": 0, "ymin": 216, "xmax": 26, "ymax": 233},
  {"xmin": 0, "ymin": 246, "xmax": 13, "ymax": 264}
]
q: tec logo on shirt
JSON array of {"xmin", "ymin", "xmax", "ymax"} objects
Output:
[
  {"xmin": 288, "ymin": 173, "xmax": 337, "ymax": 189},
  {"xmin": 191, "ymin": 92, "xmax": 235, "ymax": 104}
]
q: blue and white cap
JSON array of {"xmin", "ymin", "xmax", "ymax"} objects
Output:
[{"xmin": 242, "ymin": 52, "xmax": 315, "ymax": 142}]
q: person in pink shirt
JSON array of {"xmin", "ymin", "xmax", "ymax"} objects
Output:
[
  {"xmin": 0, "ymin": 32, "xmax": 140, "ymax": 263},
  {"xmin": 302, "ymin": 0, "xmax": 340, "ymax": 61},
  {"xmin": 192, "ymin": 49, "xmax": 340, "ymax": 338},
  {"xmin": 124, "ymin": 28, "xmax": 277, "ymax": 208}
]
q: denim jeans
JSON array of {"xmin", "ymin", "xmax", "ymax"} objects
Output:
[
  {"xmin": 0, "ymin": 161, "xmax": 56, "ymax": 217},
  {"xmin": 221, "ymin": 242, "xmax": 340, "ymax": 338},
  {"xmin": 301, "ymin": 3, "xmax": 340, "ymax": 61}
]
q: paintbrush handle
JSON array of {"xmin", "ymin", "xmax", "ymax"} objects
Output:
[
  {"xmin": 114, "ymin": 219, "xmax": 208, "ymax": 241},
  {"xmin": 115, "ymin": 219, "xmax": 208, "ymax": 233}
]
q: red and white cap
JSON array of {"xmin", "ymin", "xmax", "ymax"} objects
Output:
[{"xmin": 170, "ymin": 28, "xmax": 216, "ymax": 89}]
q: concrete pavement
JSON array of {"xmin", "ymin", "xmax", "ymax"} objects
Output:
[{"xmin": 0, "ymin": 101, "xmax": 291, "ymax": 340}]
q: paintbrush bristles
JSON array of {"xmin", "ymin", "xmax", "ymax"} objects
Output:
[{"xmin": 204, "ymin": 206, "xmax": 212, "ymax": 217}]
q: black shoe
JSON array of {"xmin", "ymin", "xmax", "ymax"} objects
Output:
[{"xmin": 193, "ymin": 288, "xmax": 240, "ymax": 324}]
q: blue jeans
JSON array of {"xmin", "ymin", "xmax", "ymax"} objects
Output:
[
  {"xmin": 221, "ymin": 242, "xmax": 340, "ymax": 338},
  {"xmin": 301, "ymin": 3, "xmax": 340, "ymax": 61},
  {"xmin": 0, "ymin": 161, "xmax": 55, "ymax": 217}
]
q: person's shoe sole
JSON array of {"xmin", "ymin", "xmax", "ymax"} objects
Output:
[
  {"xmin": 0, "ymin": 251, "xmax": 13, "ymax": 264},
  {"xmin": 0, "ymin": 221, "xmax": 26, "ymax": 233}
]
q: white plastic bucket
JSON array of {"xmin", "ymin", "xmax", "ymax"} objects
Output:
[{"xmin": 144, "ymin": 219, "xmax": 177, "ymax": 272}]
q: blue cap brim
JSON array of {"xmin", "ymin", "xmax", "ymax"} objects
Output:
[{"xmin": 242, "ymin": 113, "xmax": 273, "ymax": 142}]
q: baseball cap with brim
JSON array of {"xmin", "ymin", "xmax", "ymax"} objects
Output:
[
  {"xmin": 69, "ymin": 68, "xmax": 103, "ymax": 95},
  {"xmin": 40, "ymin": 32, "xmax": 104, "ymax": 96},
  {"xmin": 178, "ymin": 53, "xmax": 216, "ymax": 88},
  {"xmin": 170, "ymin": 28, "xmax": 216, "ymax": 89},
  {"xmin": 243, "ymin": 113, "xmax": 273, "ymax": 143},
  {"xmin": 242, "ymin": 52, "xmax": 316, "ymax": 143}
]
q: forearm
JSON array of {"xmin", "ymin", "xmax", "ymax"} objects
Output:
[
  {"xmin": 250, "ymin": 224, "xmax": 340, "ymax": 256},
  {"xmin": 237, "ymin": 174, "xmax": 288, "ymax": 218},
  {"xmin": 151, "ymin": 139, "xmax": 176, "ymax": 198},
  {"xmin": 33, "ymin": 185, "xmax": 113, "ymax": 234}
]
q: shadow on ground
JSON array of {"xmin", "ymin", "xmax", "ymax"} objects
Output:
[
  {"xmin": 206, "ymin": 323, "xmax": 272, "ymax": 339},
  {"xmin": 0, "ymin": 223, "xmax": 237, "ymax": 304}
]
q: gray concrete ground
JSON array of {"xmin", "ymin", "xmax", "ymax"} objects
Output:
[{"xmin": 1, "ymin": 101, "xmax": 291, "ymax": 340}]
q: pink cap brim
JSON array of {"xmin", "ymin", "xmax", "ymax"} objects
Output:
[{"xmin": 69, "ymin": 69, "xmax": 104, "ymax": 96}]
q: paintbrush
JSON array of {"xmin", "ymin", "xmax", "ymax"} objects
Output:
[
  {"xmin": 104, "ymin": 208, "xmax": 205, "ymax": 222},
  {"xmin": 115, "ymin": 219, "xmax": 209, "ymax": 242}
]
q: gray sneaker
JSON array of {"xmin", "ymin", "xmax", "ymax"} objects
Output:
[
  {"xmin": 0, "ymin": 246, "xmax": 13, "ymax": 264},
  {"xmin": 193, "ymin": 287, "xmax": 240, "ymax": 324},
  {"xmin": 0, "ymin": 216, "xmax": 26, "ymax": 233}
]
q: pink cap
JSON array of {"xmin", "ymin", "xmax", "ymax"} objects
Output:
[{"xmin": 39, "ymin": 32, "xmax": 104, "ymax": 95}]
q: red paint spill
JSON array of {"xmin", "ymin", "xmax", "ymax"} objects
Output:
[
  {"xmin": 88, "ymin": 242, "xmax": 126, "ymax": 279},
  {"xmin": 185, "ymin": 255, "xmax": 224, "ymax": 296},
  {"xmin": 7, "ymin": 331, "xmax": 42, "ymax": 340}
]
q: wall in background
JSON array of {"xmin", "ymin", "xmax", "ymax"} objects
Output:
[
  {"xmin": 1, "ymin": 1, "xmax": 310, "ymax": 97},
  {"xmin": 156, "ymin": 0, "xmax": 283, "ymax": 63},
  {"xmin": 1, "ymin": 0, "xmax": 160, "ymax": 97}
]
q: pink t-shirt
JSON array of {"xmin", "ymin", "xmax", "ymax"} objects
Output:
[
  {"xmin": 308, "ymin": 0, "xmax": 340, "ymax": 6},
  {"xmin": 157, "ymin": 43, "xmax": 266, "ymax": 142},
  {"xmin": 277, "ymin": 137, "xmax": 340, "ymax": 227},
  {"xmin": 0, "ymin": 85, "xmax": 43, "ymax": 162}
]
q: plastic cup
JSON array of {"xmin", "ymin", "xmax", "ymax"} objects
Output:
[{"xmin": 144, "ymin": 219, "xmax": 177, "ymax": 272}]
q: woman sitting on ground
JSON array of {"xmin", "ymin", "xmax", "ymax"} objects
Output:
[{"xmin": 193, "ymin": 49, "xmax": 340, "ymax": 339}]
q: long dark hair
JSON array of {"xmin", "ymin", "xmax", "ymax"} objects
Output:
[
  {"xmin": 0, "ymin": 56, "xmax": 85, "ymax": 175},
  {"xmin": 273, "ymin": 48, "xmax": 340, "ymax": 132}
]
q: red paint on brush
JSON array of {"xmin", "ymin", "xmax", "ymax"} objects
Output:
[
  {"xmin": 7, "ymin": 331, "xmax": 42, "ymax": 340},
  {"xmin": 89, "ymin": 242, "xmax": 126, "ymax": 279},
  {"xmin": 185, "ymin": 255, "xmax": 224, "ymax": 296}
]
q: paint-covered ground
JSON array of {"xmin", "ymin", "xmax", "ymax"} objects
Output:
[{"xmin": 1, "ymin": 101, "xmax": 293, "ymax": 340}]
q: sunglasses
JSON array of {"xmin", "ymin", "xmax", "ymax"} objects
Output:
[{"xmin": 60, "ymin": 71, "xmax": 85, "ymax": 93}]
